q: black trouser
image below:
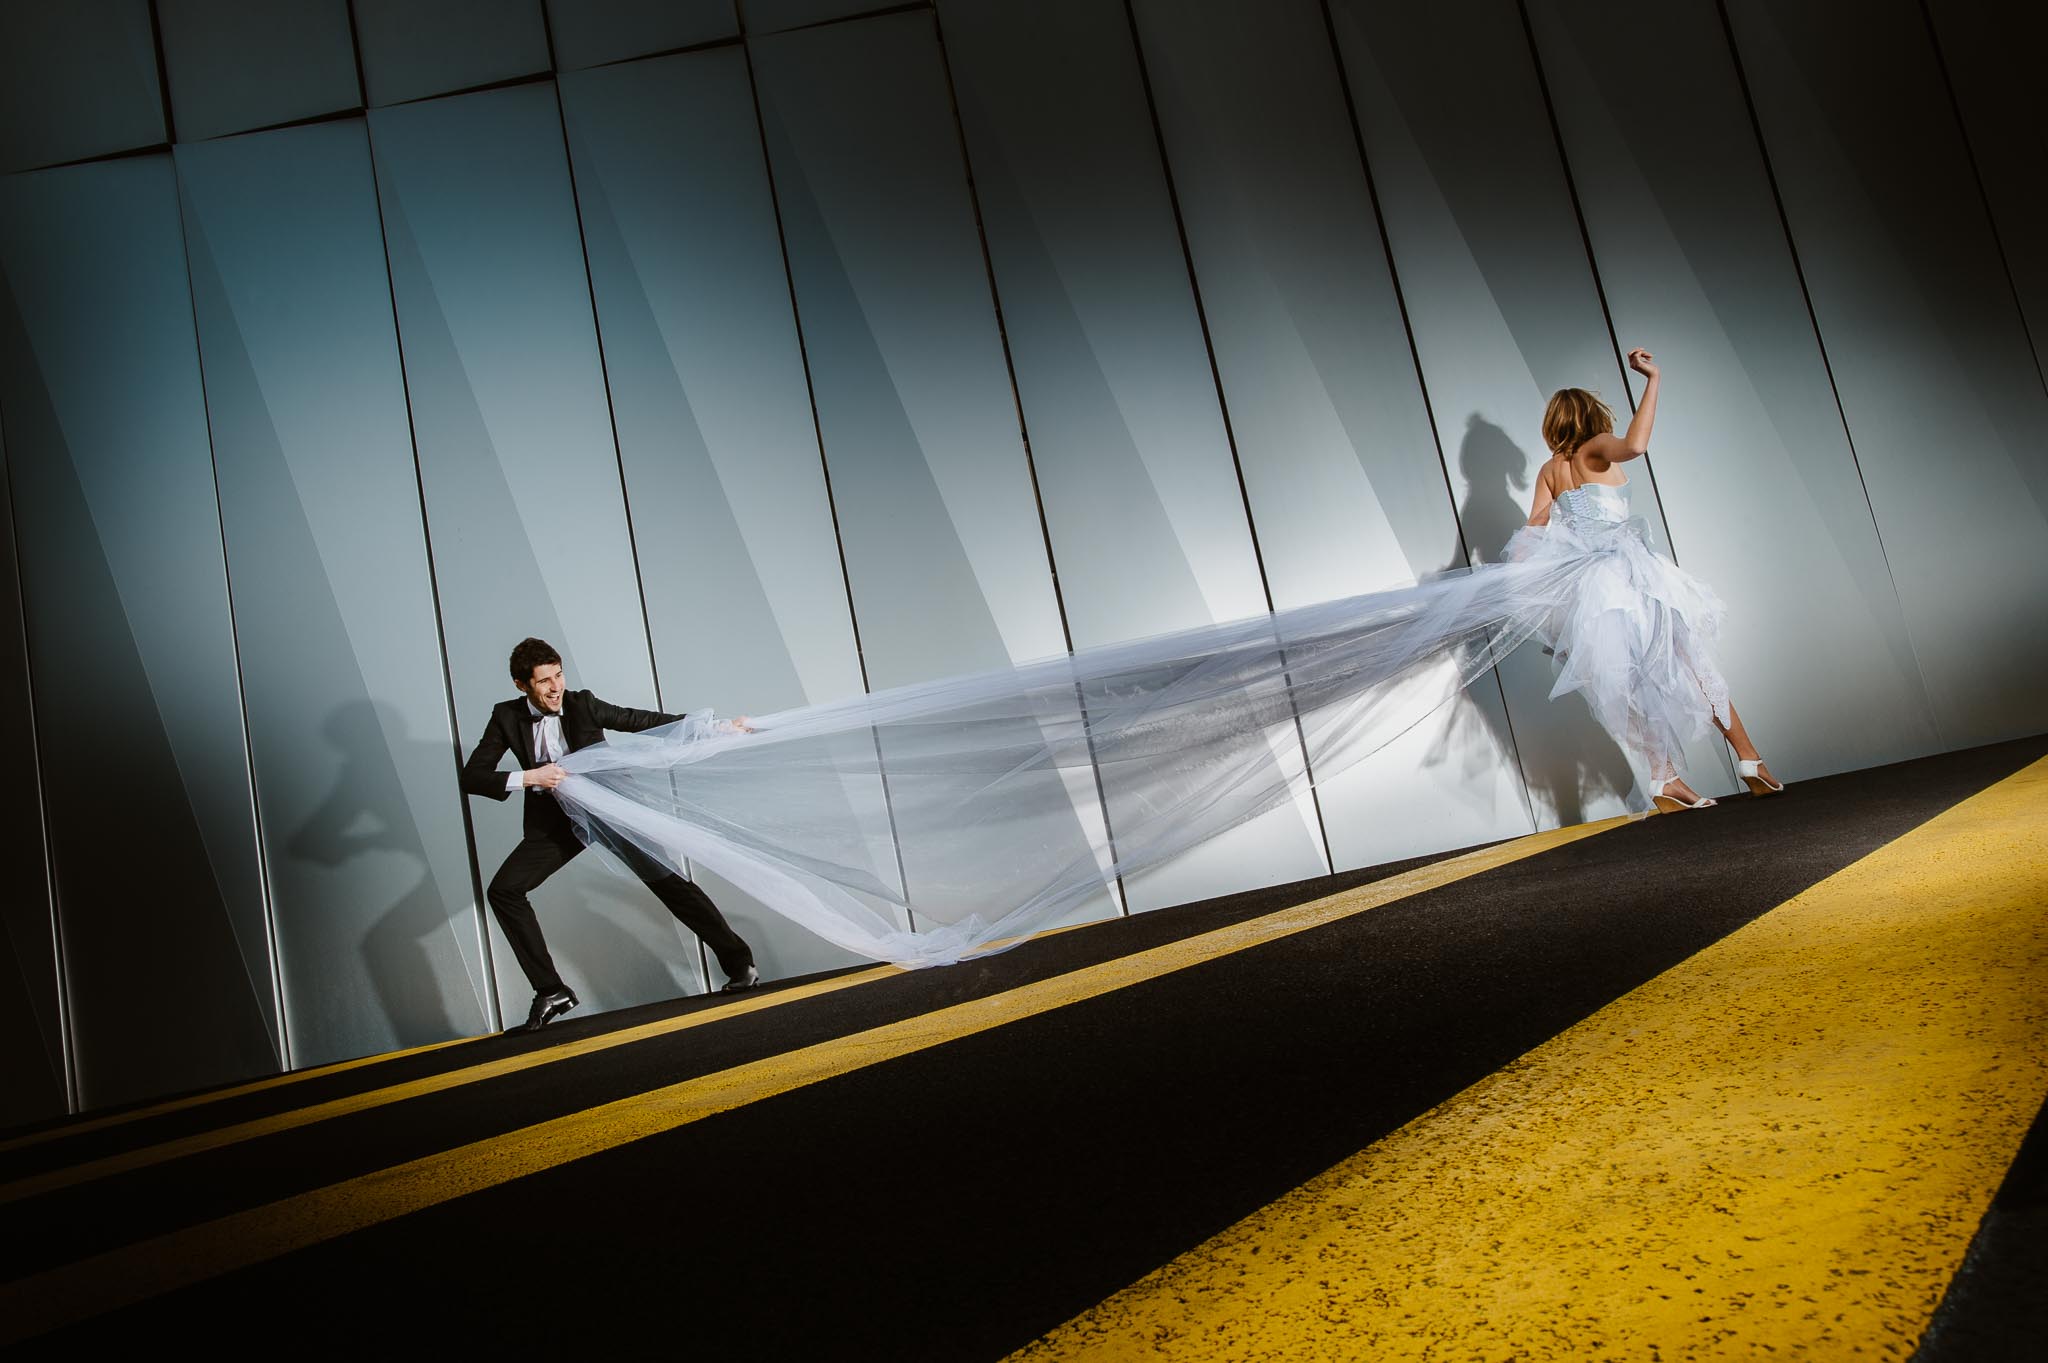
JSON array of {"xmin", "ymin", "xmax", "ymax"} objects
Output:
[{"xmin": 486, "ymin": 829, "xmax": 754, "ymax": 995}]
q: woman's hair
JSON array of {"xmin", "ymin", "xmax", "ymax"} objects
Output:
[
  {"xmin": 1542, "ymin": 388, "xmax": 1616, "ymax": 456},
  {"xmin": 509, "ymin": 636, "xmax": 562, "ymax": 686}
]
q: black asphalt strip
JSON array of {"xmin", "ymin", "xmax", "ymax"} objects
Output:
[{"xmin": 15, "ymin": 735, "xmax": 2047, "ymax": 1357}]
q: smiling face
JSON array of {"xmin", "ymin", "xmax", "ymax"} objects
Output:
[{"xmin": 518, "ymin": 661, "xmax": 566, "ymax": 714}]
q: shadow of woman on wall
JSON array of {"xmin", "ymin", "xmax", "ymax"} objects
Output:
[{"xmin": 1424, "ymin": 413, "xmax": 1635, "ymax": 826}]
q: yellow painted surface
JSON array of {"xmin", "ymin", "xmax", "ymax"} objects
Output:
[
  {"xmin": 0, "ymin": 965, "xmax": 903, "ymax": 1203},
  {"xmin": 0, "ymin": 922, "xmax": 1108, "ymax": 1165},
  {"xmin": 0, "ymin": 816, "xmax": 1622, "ymax": 1342},
  {"xmin": 0, "ymin": 1036, "xmax": 474, "ymax": 1157},
  {"xmin": 1013, "ymin": 756, "xmax": 2048, "ymax": 1361}
]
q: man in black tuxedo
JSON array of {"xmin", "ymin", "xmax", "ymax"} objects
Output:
[{"xmin": 462, "ymin": 636, "xmax": 758, "ymax": 1032}]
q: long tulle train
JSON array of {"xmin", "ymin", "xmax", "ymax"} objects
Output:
[{"xmin": 555, "ymin": 525, "xmax": 1724, "ymax": 968}]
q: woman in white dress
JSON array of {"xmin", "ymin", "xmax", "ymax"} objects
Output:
[{"xmin": 1508, "ymin": 347, "xmax": 1782, "ymax": 813}]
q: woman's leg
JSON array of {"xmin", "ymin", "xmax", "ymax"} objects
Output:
[
  {"xmin": 1711, "ymin": 702, "xmax": 1760, "ymax": 760},
  {"xmin": 1711, "ymin": 702, "xmax": 1775, "ymax": 783}
]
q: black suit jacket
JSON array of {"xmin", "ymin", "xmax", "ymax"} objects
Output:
[{"xmin": 461, "ymin": 688, "xmax": 682, "ymax": 839}]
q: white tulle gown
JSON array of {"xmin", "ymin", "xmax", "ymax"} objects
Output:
[
  {"xmin": 1503, "ymin": 473, "xmax": 1733, "ymax": 799},
  {"xmin": 552, "ymin": 474, "xmax": 1740, "ymax": 967}
]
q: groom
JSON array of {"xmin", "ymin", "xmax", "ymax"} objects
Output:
[{"xmin": 461, "ymin": 636, "xmax": 758, "ymax": 1032}]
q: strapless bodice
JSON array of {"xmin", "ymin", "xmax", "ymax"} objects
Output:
[{"xmin": 1551, "ymin": 478, "xmax": 1630, "ymax": 531}]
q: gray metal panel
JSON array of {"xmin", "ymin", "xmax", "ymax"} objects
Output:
[
  {"xmin": 559, "ymin": 50, "xmax": 874, "ymax": 981},
  {"xmin": 0, "ymin": 0, "xmax": 165, "ymax": 172},
  {"xmin": 1726, "ymin": 0, "xmax": 2048, "ymax": 744},
  {"xmin": 752, "ymin": 12, "xmax": 1118, "ymax": 931},
  {"xmin": 1921, "ymin": 0, "xmax": 2048, "ymax": 392},
  {"xmin": 176, "ymin": 121, "xmax": 496, "ymax": 1065},
  {"xmin": 1329, "ymin": 1, "xmax": 1734, "ymax": 823},
  {"xmin": 0, "ymin": 157, "xmax": 279, "ymax": 1109},
  {"xmin": 939, "ymin": 0, "xmax": 1327, "ymax": 910},
  {"xmin": 742, "ymin": 0, "xmax": 898, "ymax": 35},
  {"xmin": 1132, "ymin": 0, "xmax": 1536, "ymax": 870},
  {"xmin": 353, "ymin": 0, "xmax": 552, "ymax": 107},
  {"xmin": 157, "ymin": 0, "xmax": 362, "ymax": 142},
  {"xmin": 751, "ymin": 14, "xmax": 1066, "ymax": 688},
  {"xmin": 369, "ymin": 84, "xmax": 706, "ymax": 1018},
  {"xmin": 0, "ymin": 422, "xmax": 67, "ymax": 1125},
  {"xmin": 1525, "ymin": 0, "xmax": 1940, "ymax": 782},
  {"xmin": 545, "ymin": 0, "xmax": 737, "ymax": 69}
]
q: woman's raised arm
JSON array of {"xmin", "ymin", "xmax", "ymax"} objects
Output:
[{"xmin": 1580, "ymin": 347, "xmax": 1660, "ymax": 462}]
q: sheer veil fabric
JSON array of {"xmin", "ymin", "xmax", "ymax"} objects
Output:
[{"xmin": 555, "ymin": 508, "xmax": 1730, "ymax": 969}]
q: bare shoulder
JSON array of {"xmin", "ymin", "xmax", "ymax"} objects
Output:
[{"xmin": 1576, "ymin": 431, "xmax": 1632, "ymax": 465}]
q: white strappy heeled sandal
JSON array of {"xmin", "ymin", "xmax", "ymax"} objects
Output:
[
  {"xmin": 1652, "ymin": 781, "xmax": 1717, "ymax": 813},
  {"xmin": 1737, "ymin": 757, "xmax": 1784, "ymax": 796}
]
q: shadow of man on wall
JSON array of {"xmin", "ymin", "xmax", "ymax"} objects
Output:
[{"xmin": 289, "ymin": 700, "xmax": 480, "ymax": 1045}]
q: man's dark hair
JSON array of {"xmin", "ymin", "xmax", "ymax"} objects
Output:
[{"xmin": 509, "ymin": 637, "xmax": 562, "ymax": 687}]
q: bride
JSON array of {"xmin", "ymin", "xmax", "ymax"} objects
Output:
[
  {"xmin": 1506, "ymin": 347, "xmax": 1781, "ymax": 812},
  {"xmin": 553, "ymin": 346, "xmax": 1784, "ymax": 967}
]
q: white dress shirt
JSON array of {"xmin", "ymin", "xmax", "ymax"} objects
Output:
[{"xmin": 506, "ymin": 699, "xmax": 566, "ymax": 793}]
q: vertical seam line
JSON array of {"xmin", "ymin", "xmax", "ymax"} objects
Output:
[
  {"xmin": 1124, "ymin": 0, "xmax": 1335, "ymax": 875},
  {"xmin": 0, "ymin": 401, "xmax": 75, "ymax": 1111},
  {"xmin": 1712, "ymin": 0, "xmax": 1942, "ymax": 746},
  {"xmin": 742, "ymin": 27, "xmax": 918, "ymax": 931},
  {"xmin": 1914, "ymin": 0, "xmax": 2048, "ymax": 398},
  {"xmin": 361, "ymin": 110, "xmax": 506, "ymax": 1030},
  {"xmin": 929, "ymin": 5, "xmax": 1135, "ymax": 912},
  {"xmin": 1320, "ymin": 0, "xmax": 1540, "ymax": 833},
  {"xmin": 541, "ymin": 23, "xmax": 665, "ymax": 714},
  {"xmin": 167, "ymin": 157, "xmax": 290, "ymax": 1072}
]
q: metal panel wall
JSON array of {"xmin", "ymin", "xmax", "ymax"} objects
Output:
[
  {"xmin": 742, "ymin": 0, "xmax": 896, "ymax": 36},
  {"xmin": 750, "ymin": 13, "xmax": 1070, "ymax": 685},
  {"xmin": 176, "ymin": 121, "xmax": 495, "ymax": 1065},
  {"xmin": 559, "ymin": 49, "xmax": 873, "ymax": 981},
  {"xmin": 1725, "ymin": 0, "xmax": 2048, "ymax": 744},
  {"xmin": 370, "ymin": 84, "xmax": 704, "ymax": 1019},
  {"xmin": 157, "ymin": 0, "xmax": 362, "ymax": 142},
  {"xmin": 1923, "ymin": 0, "xmax": 2048, "ymax": 391},
  {"xmin": 752, "ymin": 11, "xmax": 1118, "ymax": 931},
  {"xmin": 1525, "ymin": 0, "xmax": 1940, "ymax": 781},
  {"xmin": 1329, "ymin": 0, "xmax": 1734, "ymax": 824},
  {"xmin": 545, "ymin": 0, "xmax": 737, "ymax": 69},
  {"xmin": 0, "ymin": 1, "xmax": 165, "ymax": 173},
  {"xmin": 7, "ymin": 1, "xmax": 2040, "ymax": 1115},
  {"xmin": 939, "ymin": 0, "xmax": 1327, "ymax": 910},
  {"xmin": 1132, "ymin": 0, "xmax": 1536, "ymax": 870},
  {"xmin": 0, "ymin": 158, "xmax": 279, "ymax": 1108},
  {"xmin": 353, "ymin": 0, "xmax": 551, "ymax": 107},
  {"xmin": 0, "ymin": 422, "xmax": 66, "ymax": 1126}
]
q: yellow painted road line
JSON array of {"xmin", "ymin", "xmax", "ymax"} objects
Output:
[
  {"xmin": 0, "ymin": 965, "xmax": 902, "ymax": 1205},
  {"xmin": 1012, "ymin": 756, "xmax": 2048, "ymax": 1361},
  {"xmin": 0, "ymin": 1036, "xmax": 474, "ymax": 1157},
  {"xmin": 0, "ymin": 921, "xmax": 1103, "ymax": 1165},
  {"xmin": 0, "ymin": 815, "xmax": 1623, "ymax": 1342}
]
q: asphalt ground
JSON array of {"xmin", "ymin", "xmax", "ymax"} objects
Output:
[
  {"xmin": 3, "ymin": 733, "xmax": 2042, "ymax": 1357},
  {"xmin": 1915, "ymin": 1072, "xmax": 2048, "ymax": 1363}
]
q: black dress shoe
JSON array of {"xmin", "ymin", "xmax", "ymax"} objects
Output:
[
  {"xmin": 718, "ymin": 965, "xmax": 761, "ymax": 994},
  {"xmin": 510, "ymin": 987, "xmax": 578, "ymax": 1033}
]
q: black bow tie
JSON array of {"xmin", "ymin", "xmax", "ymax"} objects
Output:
[{"xmin": 532, "ymin": 710, "xmax": 561, "ymax": 722}]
